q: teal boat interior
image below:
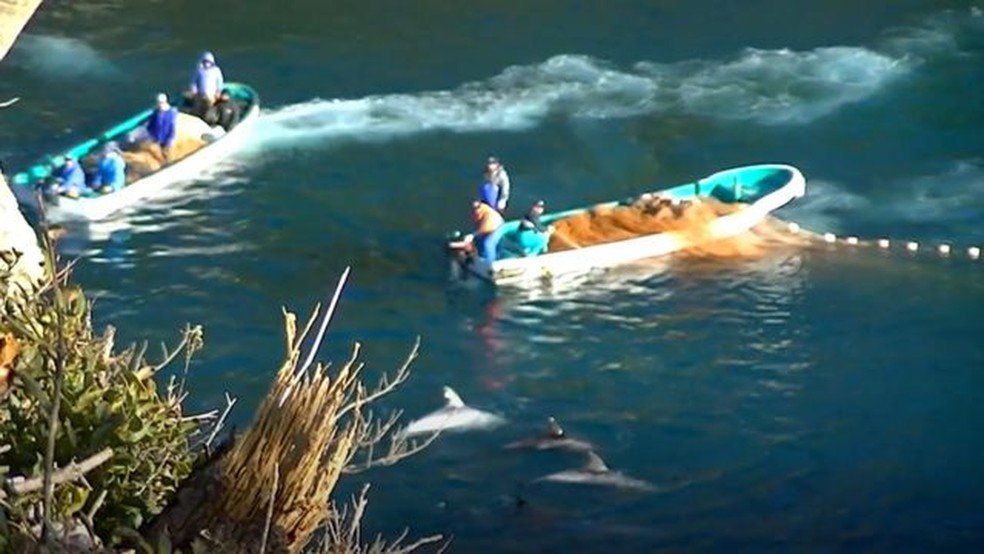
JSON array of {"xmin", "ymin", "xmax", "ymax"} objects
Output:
[
  {"xmin": 11, "ymin": 83, "xmax": 258, "ymax": 193},
  {"xmin": 495, "ymin": 165, "xmax": 796, "ymax": 260}
]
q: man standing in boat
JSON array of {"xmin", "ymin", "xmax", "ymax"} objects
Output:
[
  {"xmin": 469, "ymin": 200, "xmax": 505, "ymax": 264},
  {"xmin": 186, "ymin": 51, "xmax": 224, "ymax": 122},
  {"xmin": 485, "ymin": 156, "xmax": 510, "ymax": 213}
]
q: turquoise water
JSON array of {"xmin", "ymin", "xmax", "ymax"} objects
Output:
[{"xmin": 2, "ymin": 2, "xmax": 983, "ymax": 551}]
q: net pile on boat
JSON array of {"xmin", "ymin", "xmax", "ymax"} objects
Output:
[
  {"xmin": 547, "ymin": 195, "xmax": 746, "ymax": 253},
  {"xmin": 119, "ymin": 113, "xmax": 210, "ymax": 181}
]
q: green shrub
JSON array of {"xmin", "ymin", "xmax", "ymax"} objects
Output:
[{"xmin": 1, "ymin": 250, "xmax": 202, "ymax": 546}]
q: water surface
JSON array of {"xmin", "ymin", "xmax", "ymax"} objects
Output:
[{"xmin": 2, "ymin": 2, "xmax": 982, "ymax": 551}]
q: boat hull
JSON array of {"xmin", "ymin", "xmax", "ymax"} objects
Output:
[
  {"xmin": 454, "ymin": 164, "xmax": 806, "ymax": 285},
  {"xmin": 12, "ymin": 84, "xmax": 259, "ymax": 222}
]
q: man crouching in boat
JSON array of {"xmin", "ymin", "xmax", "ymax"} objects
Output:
[
  {"xmin": 47, "ymin": 156, "xmax": 85, "ymax": 198},
  {"xmin": 470, "ymin": 200, "xmax": 506, "ymax": 264},
  {"xmin": 89, "ymin": 142, "xmax": 126, "ymax": 194},
  {"xmin": 184, "ymin": 51, "xmax": 224, "ymax": 122},
  {"xmin": 517, "ymin": 200, "xmax": 553, "ymax": 256}
]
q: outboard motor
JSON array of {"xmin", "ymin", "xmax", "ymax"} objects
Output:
[{"xmin": 446, "ymin": 231, "xmax": 475, "ymax": 281}]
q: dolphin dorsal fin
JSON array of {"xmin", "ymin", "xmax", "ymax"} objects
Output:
[
  {"xmin": 584, "ymin": 451, "xmax": 610, "ymax": 473},
  {"xmin": 442, "ymin": 386, "xmax": 465, "ymax": 408},
  {"xmin": 546, "ymin": 417, "xmax": 565, "ymax": 438}
]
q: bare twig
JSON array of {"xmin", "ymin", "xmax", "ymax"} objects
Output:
[
  {"xmin": 323, "ymin": 484, "xmax": 444, "ymax": 553},
  {"xmin": 151, "ymin": 324, "xmax": 203, "ymax": 378},
  {"xmin": 334, "ymin": 338, "xmax": 419, "ymax": 423},
  {"xmin": 204, "ymin": 392, "xmax": 237, "ymax": 450},
  {"xmin": 3, "ymin": 448, "xmax": 114, "ymax": 499},
  {"xmin": 79, "ymin": 489, "xmax": 108, "ymax": 547},
  {"xmin": 278, "ymin": 267, "xmax": 352, "ymax": 407},
  {"xmin": 343, "ymin": 431, "xmax": 440, "ymax": 475},
  {"xmin": 181, "ymin": 410, "xmax": 219, "ymax": 422},
  {"xmin": 41, "ymin": 231, "xmax": 66, "ymax": 544},
  {"xmin": 259, "ymin": 462, "xmax": 279, "ymax": 554},
  {"xmin": 297, "ymin": 266, "xmax": 351, "ymax": 378},
  {"xmin": 85, "ymin": 489, "xmax": 108, "ymax": 523}
]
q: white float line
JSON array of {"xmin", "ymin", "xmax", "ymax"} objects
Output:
[{"xmin": 783, "ymin": 221, "xmax": 979, "ymax": 261}]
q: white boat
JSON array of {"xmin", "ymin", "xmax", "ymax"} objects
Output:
[
  {"xmin": 10, "ymin": 83, "xmax": 259, "ymax": 222},
  {"xmin": 448, "ymin": 164, "xmax": 806, "ymax": 285}
]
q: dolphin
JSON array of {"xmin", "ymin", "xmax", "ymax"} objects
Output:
[
  {"xmin": 399, "ymin": 386, "xmax": 506, "ymax": 438},
  {"xmin": 504, "ymin": 417, "xmax": 595, "ymax": 453},
  {"xmin": 535, "ymin": 451, "xmax": 656, "ymax": 492}
]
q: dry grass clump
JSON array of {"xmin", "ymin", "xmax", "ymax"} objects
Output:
[{"xmin": 143, "ymin": 269, "xmax": 442, "ymax": 553}]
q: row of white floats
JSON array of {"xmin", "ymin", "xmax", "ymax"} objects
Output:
[{"xmin": 785, "ymin": 222, "xmax": 980, "ymax": 260}]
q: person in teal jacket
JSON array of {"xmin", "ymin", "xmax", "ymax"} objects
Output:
[
  {"xmin": 517, "ymin": 200, "xmax": 554, "ymax": 256},
  {"xmin": 90, "ymin": 142, "xmax": 126, "ymax": 193}
]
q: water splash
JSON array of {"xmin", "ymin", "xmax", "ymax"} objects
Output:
[
  {"xmin": 779, "ymin": 179, "xmax": 872, "ymax": 234},
  {"xmin": 880, "ymin": 160, "xmax": 984, "ymax": 227},
  {"xmin": 774, "ymin": 158, "xmax": 984, "ymax": 243}
]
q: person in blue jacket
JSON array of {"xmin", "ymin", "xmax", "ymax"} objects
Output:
[
  {"xmin": 478, "ymin": 179, "xmax": 498, "ymax": 208},
  {"xmin": 49, "ymin": 156, "xmax": 85, "ymax": 197},
  {"xmin": 145, "ymin": 93, "xmax": 177, "ymax": 161},
  {"xmin": 90, "ymin": 142, "xmax": 126, "ymax": 193}
]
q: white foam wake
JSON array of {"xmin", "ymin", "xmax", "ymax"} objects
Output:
[
  {"xmin": 9, "ymin": 34, "xmax": 119, "ymax": 79},
  {"xmin": 780, "ymin": 160, "xmax": 984, "ymax": 238},
  {"xmin": 880, "ymin": 160, "xmax": 984, "ymax": 227},
  {"xmin": 252, "ymin": 8, "xmax": 981, "ymax": 150},
  {"xmin": 254, "ymin": 47, "xmax": 907, "ymax": 149}
]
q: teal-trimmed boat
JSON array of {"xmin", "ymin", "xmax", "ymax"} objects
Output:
[
  {"xmin": 11, "ymin": 83, "xmax": 260, "ymax": 222},
  {"xmin": 447, "ymin": 164, "xmax": 806, "ymax": 285}
]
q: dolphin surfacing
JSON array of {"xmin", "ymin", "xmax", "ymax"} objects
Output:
[
  {"xmin": 536, "ymin": 451, "xmax": 656, "ymax": 492},
  {"xmin": 400, "ymin": 386, "xmax": 506, "ymax": 438},
  {"xmin": 504, "ymin": 417, "xmax": 594, "ymax": 453}
]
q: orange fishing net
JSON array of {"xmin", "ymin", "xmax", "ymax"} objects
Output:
[
  {"xmin": 119, "ymin": 113, "xmax": 209, "ymax": 181},
  {"xmin": 548, "ymin": 196, "xmax": 746, "ymax": 253}
]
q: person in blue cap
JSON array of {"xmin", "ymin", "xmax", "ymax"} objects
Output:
[{"xmin": 89, "ymin": 141, "xmax": 127, "ymax": 193}]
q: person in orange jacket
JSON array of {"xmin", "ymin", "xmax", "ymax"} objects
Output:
[{"xmin": 470, "ymin": 200, "xmax": 505, "ymax": 264}]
